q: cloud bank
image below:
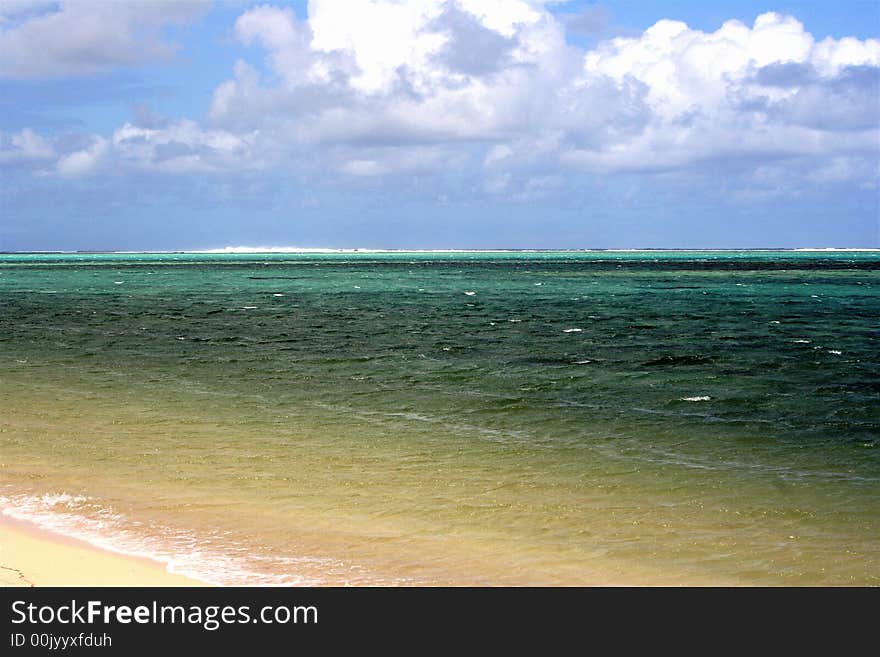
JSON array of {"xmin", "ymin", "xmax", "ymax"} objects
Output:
[{"xmin": 2, "ymin": 1, "xmax": 878, "ymax": 199}]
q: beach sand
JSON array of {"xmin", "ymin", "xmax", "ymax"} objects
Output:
[{"xmin": 0, "ymin": 515, "xmax": 204, "ymax": 587}]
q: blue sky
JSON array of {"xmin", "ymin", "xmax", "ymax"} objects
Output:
[{"xmin": 1, "ymin": 0, "xmax": 878, "ymax": 250}]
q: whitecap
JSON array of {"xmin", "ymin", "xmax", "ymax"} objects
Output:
[
  {"xmin": 792, "ymin": 339, "xmax": 811, "ymax": 343},
  {"xmin": 34, "ymin": 493, "xmax": 89, "ymax": 507},
  {"xmin": 828, "ymin": 350, "xmax": 842, "ymax": 355},
  {"xmin": 680, "ymin": 396, "xmax": 711, "ymax": 402},
  {"xmin": 793, "ymin": 247, "xmax": 880, "ymax": 251},
  {"xmin": 464, "ymin": 291, "xmax": 476, "ymax": 296},
  {"xmin": 563, "ymin": 328, "xmax": 582, "ymax": 333}
]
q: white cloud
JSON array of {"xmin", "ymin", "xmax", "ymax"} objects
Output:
[
  {"xmin": 210, "ymin": 0, "xmax": 569, "ymax": 137},
  {"xmin": 201, "ymin": 3, "xmax": 878, "ymax": 189},
  {"xmin": 112, "ymin": 120, "xmax": 261, "ymax": 173},
  {"xmin": 583, "ymin": 13, "xmax": 879, "ymax": 118},
  {"xmin": 308, "ymin": 0, "xmax": 449, "ymax": 93},
  {"xmin": 0, "ymin": 0, "xmax": 209, "ymax": 78},
  {"xmin": 56, "ymin": 136, "xmax": 107, "ymax": 177},
  {"xmin": 0, "ymin": 128, "xmax": 54, "ymax": 163},
  {"xmin": 6, "ymin": 3, "xmax": 878, "ymax": 198},
  {"xmin": 568, "ymin": 12, "xmax": 879, "ymax": 174}
]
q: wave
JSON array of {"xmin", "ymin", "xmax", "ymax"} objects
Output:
[
  {"xmin": 0, "ymin": 491, "xmax": 340, "ymax": 586},
  {"xmin": 792, "ymin": 248, "xmax": 880, "ymax": 252}
]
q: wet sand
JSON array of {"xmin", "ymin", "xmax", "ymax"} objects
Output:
[{"xmin": 0, "ymin": 514, "xmax": 204, "ymax": 587}]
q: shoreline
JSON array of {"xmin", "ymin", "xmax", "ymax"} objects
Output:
[{"xmin": 0, "ymin": 513, "xmax": 206, "ymax": 587}]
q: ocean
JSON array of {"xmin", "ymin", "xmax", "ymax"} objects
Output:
[{"xmin": 1, "ymin": 250, "xmax": 877, "ymax": 585}]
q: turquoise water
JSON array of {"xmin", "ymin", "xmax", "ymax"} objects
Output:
[{"xmin": 0, "ymin": 251, "xmax": 878, "ymax": 584}]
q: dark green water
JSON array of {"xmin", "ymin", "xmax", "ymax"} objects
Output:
[{"xmin": 1, "ymin": 251, "xmax": 878, "ymax": 584}]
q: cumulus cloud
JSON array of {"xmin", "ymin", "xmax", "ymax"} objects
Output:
[
  {"xmin": 204, "ymin": 0, "xmax": 583, "ymax": 181},
  {"xmin": 742, "ymin": 62, "xmax": 880, "ymax": 131},
  {"xmin": 568, "ymin": 13, "xmax": 879, "ymax": 171},
  {"xmin": 56, "ymin": 135, "xmax": 107, "ymax": 178},
  {"xmin": 429, "ymin": 5, "xmax": 518, "ymax": 76},
  {"xmin": 195, "ymin": 2, "xmax": 879, "ymax": 189},
  {"xmin": 112, "ymin": 120, "xmax": 262, "ymax": 173},
  {"xmin": 6, "ymin": 2, "xmax": 879, "ymax": 197},
  {"xmin": 0, "ymin": 0, "xmax": 209, "ymax": 78},
  {"xmin": 1, "ymin": 128, "xmax": 115, "ymax": 178}
]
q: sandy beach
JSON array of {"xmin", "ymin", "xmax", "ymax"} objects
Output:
[{"xmin": 0, "ymin": 515, "xmax": 203, "ymax": 587}]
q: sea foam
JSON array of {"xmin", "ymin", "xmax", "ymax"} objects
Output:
[{"xmin": 0, "ymin": 491, "xmax": 340, "ymax": 586}]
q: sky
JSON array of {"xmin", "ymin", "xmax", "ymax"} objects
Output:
[{"xmin": 0, "ymin": 0, "xmax": 878, "ymax": 250}]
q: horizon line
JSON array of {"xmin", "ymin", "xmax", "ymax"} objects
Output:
[{"xmin": 1, "ymin": 247, "xmax": 879, "ymax": 255}]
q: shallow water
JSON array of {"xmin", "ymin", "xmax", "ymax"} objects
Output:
[{"xmin": 1, "ymin": 251, "xmax": 878, "ymax": 584}]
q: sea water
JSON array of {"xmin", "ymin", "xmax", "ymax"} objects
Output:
[{"xmin": 0, "ymin": 251, "xmax": 877, "ymax": 584}]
